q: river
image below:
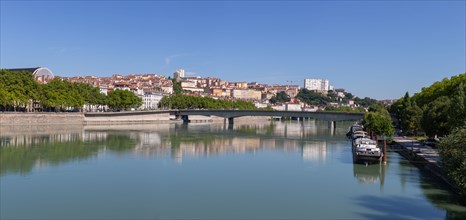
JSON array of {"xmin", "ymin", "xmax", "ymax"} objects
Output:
[{"xmin": 1, "ymin": 120, "xmax": 465, "ymax": 219}]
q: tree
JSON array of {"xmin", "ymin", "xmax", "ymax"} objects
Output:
[
  {"xmin": 269, "ymin": 91, "xmax": 290, "ymax": 104},
  {"xmin": 325, "ymin": 106, "xmax": 365, "ymax": 112},
  {"xmin": 413, "ymin": 73, "xmax": 466, "ymax": 107},
  {"xmin": 0, "ymin": 69, "xmax": 39, "ymax": 111},
  {"xmin": 158, "ymin": 94, "xmax": 257, "ymax": 110},
  {"xmin": 368, "ymin": 103, "xmax": 385, "ymax": 113},
  {"xmin": 438, "ymin": 125, "xmax": 466, "ymax": 196},
  {"xmin": 447, "ymin": 83, "xmax": 466, "ymax": 132},
  {"xmin": 421, "ymin": 96, "xmax": 451, "ymax": 137},
  {"xmin": 354, "ymin": 97, "xmax": 378, "ymax": 108},
  {"xmin": 362, "ymin": 110, "xmax": 394, "ymax": 137},
  {"xmin": 296, "ymin": 89, "xmax": 330, "ymax": 106},
  {"xmin": 107, "ymin": 89, "xmax": 142, "ymax": 110},
  {"xmin": 38, "ymin": 78, "xmax": 84, "ymax": 111},
  {"xmin": 172, "ymin": 78, "xmax": 183, "ymax": 95},
  {"xmin": 404, "ymin": 102, "xmax": 422, "ymax": 135}
]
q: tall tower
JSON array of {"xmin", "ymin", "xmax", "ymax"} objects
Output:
[{"xmin": 173, "ymin": 69, "xmax": 185, "ymax": 79}]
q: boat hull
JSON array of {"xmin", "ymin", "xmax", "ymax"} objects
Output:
[{"xmin": 352, "ymin": 150, "xmax": 382, "ymax": 164}]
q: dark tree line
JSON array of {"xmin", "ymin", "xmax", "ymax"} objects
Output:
[
  {"xmin": 390, "ymin": 73, "xmax": 466, "ymax": 137},
  {"xmin": 0, "ymin": 69, "xmax": 142, "ymax": 112},
  {"xmin": 269, "ymin": 91, "xmax": 290, "ymax": 104},
  {"xmin": 158, "ymin": 94, "xmax": 257, "ymax": 110},
  {"xmin": 296, "ymin": 89, "xmax": 332, "ymax": 106},
  {"xmin": 295, "ymin": 89, "xmax": 378, "ymax": 108}
]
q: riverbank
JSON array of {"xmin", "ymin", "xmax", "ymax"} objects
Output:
[
  {"xmin": 391, "ymin": 137, "xmax": 459, "ymax": 194},
  {"xmin": 0, "ymin": 112, "xmax": 84, "ymax": 125},
  {"xmin": 0, "ymin": 112, "xmax": 270, "ymax": 125}
]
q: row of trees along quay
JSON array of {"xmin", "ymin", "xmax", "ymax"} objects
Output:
[
  {"xmin": 389, "ymin": 73, "xmax": 466, "ymax": 196},
  {"xmin": 0, "ymin": 70, "xmax": 142, "ymax": 112}
]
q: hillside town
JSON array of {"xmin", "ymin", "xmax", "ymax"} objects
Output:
[{"xmin": 64, "ymin": 68, "xmax": 387, "ymax": 112}]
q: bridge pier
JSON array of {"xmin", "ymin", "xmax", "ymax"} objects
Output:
[
  {"xmin": 182, "ymin": 115, "xmax": 190, "ymax": 124},
  {"xmin": 223, "ymin": 117, "xmax": 235, "ymax": 125}
]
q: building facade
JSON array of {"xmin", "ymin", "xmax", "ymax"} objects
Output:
[
  {"xmin": 141, "ymin": 92, "xmax": 165, "ymax": 110},
  {"xmin": 173, "ymin": 69, "xmax": 185, "ymax": 79},
  {"xmin": 304, "ymin": 78, "xmax": 329, "ymax": 93}
]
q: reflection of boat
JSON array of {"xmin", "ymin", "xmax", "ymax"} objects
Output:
[
  {"xmin": 352, "ymin": 137, "xmax": 382, "ymax": 164},
  {"xmin": 353, "ymin": 162, "xmax": 383, "ymax": 184}
]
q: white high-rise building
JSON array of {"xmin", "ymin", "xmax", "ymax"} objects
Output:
[
  {"xmin": 304, "ymin": 78, "xmax": 329, "ymax": 93},
  {"xmin": 173, "ymin": 69, "xmax": 185, "ymax": 79}
]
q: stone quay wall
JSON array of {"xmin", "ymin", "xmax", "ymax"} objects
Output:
[
  {"xmin": 0, "ymin": 112, "xmax": 84, "ymax": 126},
  {"xmin": 0, "ymin": 112, "xmax": 270, "ymax": 126}
]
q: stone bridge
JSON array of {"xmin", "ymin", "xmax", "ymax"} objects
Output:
[
  {"xmin": 176, "ymin": 110, "xmax": 363, "ymax": 126},
  {"xmin": 84, "ymin": 110, "xmax": 364, "ymax": 126}
]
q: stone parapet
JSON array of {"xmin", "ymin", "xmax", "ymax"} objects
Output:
[{"xmin": 0, "ymin": 112, "xmax": 84, "ymax": 125}]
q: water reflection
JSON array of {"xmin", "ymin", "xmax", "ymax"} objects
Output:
[
  {"xmin": 1, "ymin": 121, "xmax": 343, "ymax": 175},
  {"xmin": 302, "ymin": 141, "xmax": 327, "ymax": 162},
  {"xmin": 1, "ymin": 121, "xmax": 465, "ymax": 219},
  {"xmin": 353, "ymin": 163, "xmax": 386, "ymax": 186}
]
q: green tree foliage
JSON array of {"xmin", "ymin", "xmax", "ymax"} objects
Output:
[
  {"xmin": 421, "ymin": 96, "xmax": 451, "ymax": 137},
  {"xmin": 39, "ymin": 78, "xmax": 84, "ymax": 111},
  {"xmin": 368, "ymin": 103, "xmax": 386, "ymax": 113},
  {"xmin": 296, "ymin": 89, "xmax": 331, "ymax": 106},
  {"xmin": 344, "ymin": 92, "xmax": 354, "ymax": 100},
  {"xmin": 326, "ymin": 90, "xmax": 339, "ymax": 102},
  {"xmin": 362, "ymin": 108, "xmax": 394, "ymax": 137},
  {"xmin": 390, "ymin": 73, "xmax": 466, "ymax": 137},
  {"xmin": 74, "ymin": 82, "xmax": 107, "ymax": 109},
  {"xmin": 354, "ymin": 97, "xmax": 378, "ymax": 108},
  {"xmin": 393, "ymin": 92, "xmax": 423, "ymax": 134},
  {"xmin": 0, "ymin": 69, "xmax": 115, "ymax": 112},
  {"xmin": 0, "ymin": 69, "xmax": 39, "ymax": 111},
  {"xmin": 438, "ymin": 125, "xmax": 466, "ymax": 196},
  {"xmin": 404, "ymin": 102, "xmax": 422, "ymax": 135},
  {"xmin": 413, "ymin": 74, "xmax": 466, "ymax": 107},
  {"xmin": 107, "ymin": 89, "xmax": 142, "ymax": 110},
  {"xmin": 158, "ymin": 95, "xmax": 257, "ymax": 110},
  {"xmin": 447, "ymin": 83, "xmax": 466, "ymax": 132},
  {"xmin": 172, "ymin": 78, "xmax": 183, "ymax": 95},
  {"xmin": 269, "ymin": 91, "xmax": 291, "ymax": 104},
  {"xmin": 324, "ymin": 106, "xmax": 365, "ymax": 112}
]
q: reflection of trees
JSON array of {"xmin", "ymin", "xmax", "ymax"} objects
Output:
[
  {"xmin": 0, "ymin": 132, "xmax": 138, "ymax": 176},
  {"xmin": 0, "ymin": 140, "xmax": 101, "ymax": 176},
  {"xmin": 1, "ymin": 122, "xmax": 348, "ymax": 176},
  {"xmin": 106, "ymin": 133, "xmax": 140, "ymax": 153},
  {"xmin": 395, "ymin": 154, "xmax": 466, "ymax": 218},
  {"xmin": 419, "ymin": 174, "xmax": 466, "ymax": 219}
]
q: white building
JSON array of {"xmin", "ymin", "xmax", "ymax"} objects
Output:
[
  {"xmin": 99, "ymin": 86, "xmax": 108, "ymax": 95},
  {"xmin": 304, "ymin": 78, "xmax": 329, "ymax": 93},
  {"xmin": 174, "ymin": 69, "xmax": 185, "ymax": 79},
  {"xmin": 141, "ymin": 92, "xmax": 165, "ymax": 110}
]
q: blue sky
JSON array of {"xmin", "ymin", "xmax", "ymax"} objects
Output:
[{"xmin": 1, "ymin": 0, "xmax": 465, "ymax": 99}]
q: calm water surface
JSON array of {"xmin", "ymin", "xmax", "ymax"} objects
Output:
[{"xmin": 1, "ymin": 121, "xmax": 465, "ymax": 219}]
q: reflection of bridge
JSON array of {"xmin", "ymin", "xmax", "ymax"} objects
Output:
[{"xmin": 85, "ymin": 110, "xmax": 363, "ymax": 125}]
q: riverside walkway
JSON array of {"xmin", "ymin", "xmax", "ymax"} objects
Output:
[
  {"xmin": 390, "ymin": 136, "xmax": 456, "ymax": 191},
  {"xmin": 392, "ymin": 136, "xmax": 441, "ymax": 167}
]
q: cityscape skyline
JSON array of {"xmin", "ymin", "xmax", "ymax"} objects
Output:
[{"xmin": 1, "ymin": 1, "xmax": 465, "ymax": 100}]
